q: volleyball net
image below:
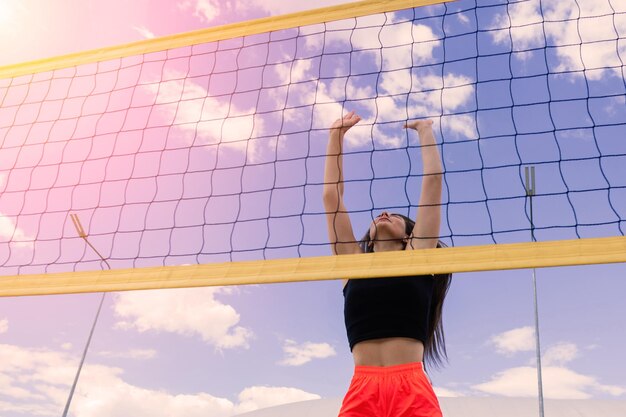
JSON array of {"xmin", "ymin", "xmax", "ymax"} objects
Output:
[{"xmin": 1, "ymin": 0, "xmax": 625, "ymax": 297}]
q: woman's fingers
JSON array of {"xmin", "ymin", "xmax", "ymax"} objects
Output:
[
  {"xmin": 344, "ymin": 111, "xmax": 358, "ymax": 122},
  {"xmin": 331, "ymin": 111, "xmax": 361, "ymax": 131},
  {"xmin": 343, "ymin": 112, "xmax": 360, "ymax": 127},
  {"xmin": 404, "ymin": 119, "xmax": 433, "ymax": 130}
]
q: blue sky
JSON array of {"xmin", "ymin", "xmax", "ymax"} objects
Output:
[{"xmin": 0, "ymin": 0, "xmax": 625, "ymax": 416}]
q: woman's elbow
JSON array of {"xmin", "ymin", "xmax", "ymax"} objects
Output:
[{"xmin": 322, "ymin": 189, "xmax": 339, "ymax": 206}]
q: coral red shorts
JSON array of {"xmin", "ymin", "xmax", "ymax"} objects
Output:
[{"xmin": 338, "ymin": 362, "xmax": 442, "ymax": 417}]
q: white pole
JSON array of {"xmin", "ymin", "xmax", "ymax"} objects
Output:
[
  {"xmin": 526, "ymin": 166, "xmax": 545, "ymax": 417},
  {"xmin": 63, "ymin": 215, "xmax": 111, "ymax": 416}
]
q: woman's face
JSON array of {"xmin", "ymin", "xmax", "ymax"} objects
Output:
[{"xmin": 368, "ymin": 211, "xmax": 408, "ymax": 241}]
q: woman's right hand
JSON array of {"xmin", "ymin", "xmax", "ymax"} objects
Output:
[
  {"xmin": 403, "ymin": 119, "xmax": 434, "ymax": 134},
  {"xmin": 331, "ymin": 111, "xmax": 361, "ymax": 135}
]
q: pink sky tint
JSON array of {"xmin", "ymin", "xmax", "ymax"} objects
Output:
[
  {"xmin": 0, "ymin": 0, "xmax": 351, "ymax": 68},
  {"xmin": 0, "ymin": 0, "xmax": 203, "ymax": 66}
]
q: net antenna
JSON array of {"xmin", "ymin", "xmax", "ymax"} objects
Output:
[
  {"xmin": 525, "ymin": 166, "xmax": 544, "ymax": 417},
  {"xmin": 63, "ymin": 214, "xmax": 109, "ymax": 417}
]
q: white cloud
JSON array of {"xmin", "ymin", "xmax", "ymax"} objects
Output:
[
  {"xmin": 385, "ymin": 23, "xmax": 440, "ymax": 68},
  {"xmin": 378, "ymin": 70, "xmax": 476, "ymax": 141},
  {"xmin": 0, "ymin": 318, "xmax": 7, "ymax": 334},
  {"xmin": 490, "ymin": 0, "xmax": 544, "ymax": 49},
  {"xmin": 472, "ymin": 365, "xmax": 626, "ymax": 399},
  {"xmin": 345, "ymin": 21, "xmax": 441, "ymax": 70},
  {"xmin": 293, "ymin": 18, "xmax": 477, "ymax": 141},
  {"xmin": 433, "ymin": 386, "xmax": 464, "ymax": 397},
  {"xmin": 323, "ymin": 18, "xmax": 440, "ymax": 69},
  {"xmin": 0, "ymin": 400, "xmax": 55, "ymax": 416},
  {"xmin": 320, "ymin": 70, "xmax": 475, "ymax": 145},
  {"xmin": 61, "ymin": 343, "xmax": 72, "ymax": 350},
  {"xmin": 97, "ymin": 349, "xmax": 158, "ymax": 360},
  {"xmin": 457, "ymin": 13, "xmax": 470, "ymax": 25},
  {"xmin": 0, "ymin": 212, "xmax": 34, "ymax": 248},
  {"xmin": 113, "ymin": 287, "xmax": 253, "ymax": 350},
  {"xmin": 133, "ymin": 25, "xmax": 155, "ymax": 39},
  {"xmin": 542, "ymin": 343, "xmax": 578, "ymax": 366},
  {"xmin": 0, "ymin": 343, "xmax": 320, "ymax": 416},
  {"xmin": 597, "ymin": 385, "xmax": 626, "ymax": 396},
  {"xmin": 72, "ymin": 368, "xmax": 236, "ymax": 417},
  {"xmin": 234, "ymin": 386, "xmax": 320, "ymax": 415},
  {"xmin": 0, "ymin": 341, "xmax": 236, "ymax": 416},
  {"xmin": 0, "ymin": 343, "xmax": 77, "ymax": 406},
  {"xmin": 490, "ymin": 0, "xmax": 626, "ymax": 80},
  {"xmin": 490, "ymin": 326, "xmax": 535, "ymax": 356},
  {"xmin": 600, "ymin": 96, "xmax": 625, "ymax": 117},
  {"xmin": 238, "ymin": 0, "xmax": 348, "ymax": 16},
  {"xmin": 492, "ymin": 328, "xmax": 582, "ymax": 367},
  {"xmin": 441, "ymin": 113, "xmax": 477, "ymax": 140},
  {"xmin": 142, "ymin": 72, "xmax": 267, "ymax": 161},
  {"xmin": 478, "ymin": 331, "xmax": 626, "ymax": 399},
  {"xmin": 178, "ymin": 0, "xmax": 220, "ymax": 22},
  {"xmin": 281, "ymin": 59, "xmax": 315, "ymax": 84},
  {"xmin": 294, "ymin": 6, "xmax": 441, "ymax": 70},
  {"xmin": 141, "ymin": 18, "xmax": 472, "ymax": 156},
  {"xmin": 278, "ymin": 339, "xmax": 336, "ymax": 366}
]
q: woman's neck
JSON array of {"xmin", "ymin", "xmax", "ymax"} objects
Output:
[{"xmin": 372, "ymin": 240, "xmax": 404, "ymax": 252}]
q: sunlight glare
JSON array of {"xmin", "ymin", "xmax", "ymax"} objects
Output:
[{"xmin": 0, "ymin": 0, "xmax": 15, "ymax": 25}]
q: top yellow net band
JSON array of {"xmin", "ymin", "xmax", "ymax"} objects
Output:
[{"xmin": 0, "ymin": 0, "xmax": 453, "ymax": 80}]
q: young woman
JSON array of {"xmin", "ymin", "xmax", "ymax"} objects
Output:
[{"xmin": 323, "ymin": 111, "xmax": 451, "ymax": 417}]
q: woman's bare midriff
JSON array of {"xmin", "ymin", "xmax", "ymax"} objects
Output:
[{"xmin": 352, "ymin": 337, "xmax": 425, "ymax": 367}]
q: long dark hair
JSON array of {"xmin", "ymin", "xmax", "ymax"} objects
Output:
[{"xmin": 359, "ymin": 213, "xmax": 452, "ymax": 370}]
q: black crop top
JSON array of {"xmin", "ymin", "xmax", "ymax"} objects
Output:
[{"xmin": 343, "ymin": 275, "xmax": 434, "ymax": 351}]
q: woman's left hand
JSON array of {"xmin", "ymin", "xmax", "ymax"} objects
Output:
[{"xmin": 331, "ymin": 111, "xmax": 361, "ymax": 135}]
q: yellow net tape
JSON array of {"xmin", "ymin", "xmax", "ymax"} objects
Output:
[{"xmin": 2, "ymin": 236, "xmax": 624, "ymax": 297}]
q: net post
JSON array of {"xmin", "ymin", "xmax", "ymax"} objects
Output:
[{"xmin": 525, "ymin": 166, "xmax": 545, "ymax": 417}]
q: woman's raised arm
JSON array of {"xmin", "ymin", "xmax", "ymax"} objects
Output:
[
  {"xmin": 323, "ymin": 111, "xmax": 362, "ymax": 255},
  {"xmin": 404, "ymin": 120, "xmax": 443, "ymax": 250}
]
